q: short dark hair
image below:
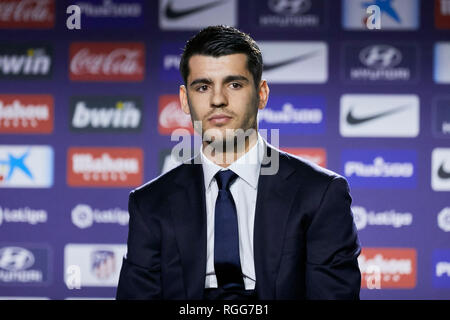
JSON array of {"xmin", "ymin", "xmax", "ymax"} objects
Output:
[{"xmin": 179, "ymin": 25, "xmax": 263, "ymax": 88}]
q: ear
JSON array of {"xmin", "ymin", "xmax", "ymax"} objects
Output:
[
  {"xmin": 179, "ymin": 85, "xmax": 191, "ymax": 115},
  {"xmin": 257, "ymin": 80, "xmax": 269, "ymax": 110}
]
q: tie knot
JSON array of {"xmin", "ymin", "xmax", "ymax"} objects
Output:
[{"xmin": 215, "ymin": 170, "xmax": 238, "ymax": 191}]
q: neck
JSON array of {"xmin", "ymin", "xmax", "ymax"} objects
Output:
[{"xmin": 202, "ymin": 131, "xmax": 258, "ymax": 168}]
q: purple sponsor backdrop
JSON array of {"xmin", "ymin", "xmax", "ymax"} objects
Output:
[{"xmin": 0, "ymin": 0, "xmax": 449, "ymax": 299}]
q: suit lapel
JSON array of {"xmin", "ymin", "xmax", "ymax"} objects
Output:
[
  {"xmin": 254, "ymin": 144, "xmax": 298, "ymax": 299},
  {"xmin": 168, "ymin": 155, "xmax": 207, "ymax": 299}
]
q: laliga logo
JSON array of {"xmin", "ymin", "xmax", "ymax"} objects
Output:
[
  {"xmin": 438, "ymin": 207, "xmax": 450, "ymax": 232},
  {"xmin": 71, "ymin": 204, "xmax": 93, "ymax": 229}
]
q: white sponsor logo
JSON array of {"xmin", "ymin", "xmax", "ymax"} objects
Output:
[
  {"xmin": 258, "ymin": 103, "xmax": 322, "ymax": 124},
  {"xmin": 159, "ymin": 100, "xmax": 192, "ymax": 129},
  {"xmin": 72, "ymin": 153, "xmax": 138, "ymax": 177},
  {"xmin": 351, "ymin": 45, "xmax": 411, "ymax": 81},
  {"xmin": 0, "ymin": 48, "xmax": 51, "ymax": 76},
  {"xmin": 345, "ymin": 157, "xmax": 414, "ymax": 178},
  {"xmin": 436, "ymin": 261, "xmax": 450, "ymax": 277},
  {"xmin": 342, "ymin": 0, "xmax": 419, "ymax": 30},
  {"xmin": 431, "ymin": 148, "xmax": 450, "ymax": 191},
  {"xmin": 0, "ymin": 247, "xmax": 43, "ymax": 283},
  {"xmin": 340, "ymin": 94, "xmax": 419, "ymax": 137},
  {"xmin": 259, "ymin": 41, "xmax": 328, "ymax": 83},
  {"xmin": 441, "ymin": 0, "xmax": 450, "ymax": 15},
  {"xmin": 71, "ymin": 101, "xmax": 141, "ymax": 129},
  {"xmin": 71, "ymin": 204, "xmax": 128, "ymax": 229},
  {"xmin": 0, "ymin": 99, "xmax": 49, "ymax": 126},
  {"xmin": 70, "ymin": 48, "xmax": 142, "ymax": 76},
  {"xmin": 352, "ymin": 206, "xmax": 412, "ymax": 230},
  {"xmin": 437, "ymin": 207, "xmax": 450, "ymax": 232},
  {"xmin": 0, "ymin": 0, "xmax": 52, "ymax": 23},
  {"xmin": 163, "ymin": 54, "xmax": 180, "ymax": 70},
  {"xmin": 159, "ymin": 0, "xmax": 237, "ymax": 30},
  {"xmin": 0, "ymin": 206, "xmax": 47, "ymax": 226},
  {"xmin": 76, "ymin": 0, "xmax": 142, "ymax": 17},
  {"xmin": 0, "ymin": 145, "xmax": 53, "ymax": 188},
  {"xmin": 64, "ymin": 244, "xmax": 126, "ymax": 287},
  {"xmin": 358, "ymin": 253, "xmax": 412, "ymax": 284},
  {"xmin": 268, "ymin": 0, "xmax": 311, "ymax": 15},
  {"xmin": 434, "ymin": 43, "xmax": 450, "ymax": 83}
]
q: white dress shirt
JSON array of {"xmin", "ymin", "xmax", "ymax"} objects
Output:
[{"xmin": 201, "ymin": 133, "xmax": 265, "ymax": 290}]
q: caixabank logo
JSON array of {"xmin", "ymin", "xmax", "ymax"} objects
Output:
[
  {"xmin": 0, "ymin": 44, "xmax": 52, "ymax": 79},
  {"xmin": 258, "ymin": 95, "xmax": 326, "ymax": 135},
  {"xmin": 64, "ymin": 243, "xmax": 126, "ymax": 287},
  {"xmin": 69, "ymin": 42, "xmax": 145, "ymax": 82},
  {"xmin": 342, "ymin": 0, "xmax": 420, "ymax": 30},
  {"xmin": 0, "ymin": 94, "xmax": 53, "ymax": 134},
  {"xmin": 70, "ymin": 96, "xmax": 142, "ymax": 132},
  {"xmin": 67, "ymin": 147, "xmax": 143, "ymax": 187},
  {"xmin": 158, "ymin": 95, "xmax": 193, "ymax": 135},
  {"xmin": 0, "ymin": 145, "xmax": 53, "ymax": 188},
  {"xmin": 342, "ymin": 149, "xmax": 417, "ymax": 188},
  {"xmin": 0, "ymin": 0, "xmax": 55, "ymax": 29},
  {"xmin": 342, "ymin": 43, "xmax": 419, "ymax": 83},
  {"xmin": 251, "ymin": 0, "xmax": 326, "ymax": 29},
  {"xmin": 159, "ymin": 0, "xmax": 237, "ymax": 30},
  {"xmin": 0, "ymin": 245, "xmax": 50, "ymax": 285},
  {"xmin": 433, "ymin": 249, "xmax": 450, "ymax": 288},
  {"xmin": 358, "ymin": 248, "xmax": 417, "ymax": 289},
  {"xmin": 73, "ymin": 0, "xmax": 144, "ymax": 29}
]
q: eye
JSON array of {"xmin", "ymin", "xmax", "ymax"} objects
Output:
[
  {"xmin": 229, "ymin": 82, "xmax": 242, "ymax": 89},
  {"xmin": 196, "ymin": 85, "xmax": 209, "ymax": 92}
]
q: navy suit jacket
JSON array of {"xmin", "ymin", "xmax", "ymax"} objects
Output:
[{"xmin": 116, "ymin": 143, "xmax": 361, "ymax": 300}]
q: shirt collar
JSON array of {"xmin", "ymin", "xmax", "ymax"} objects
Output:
[{"xmin": 200, "ymin": 133, "xmax": 264, "ymax": 190}]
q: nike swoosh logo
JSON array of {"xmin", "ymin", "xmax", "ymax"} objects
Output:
[
  {"xmin": 438, "ymin": 163, "xmax": 450, "ymax": 179},
  {"xmin": 263, "ymin": 51, "xmax": 319, "ymax": 72},
  {"xmin": 164, "ymin": 0, "xmax": 227, "ymax": 20},
  {"xmin": 346, "ymin": 104, "xmax": 410, "ymax": 125}
]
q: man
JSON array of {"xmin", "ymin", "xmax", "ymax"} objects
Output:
[{"xmin": 116, "ymin": 25, "xmax": 361, "ymax": 300}]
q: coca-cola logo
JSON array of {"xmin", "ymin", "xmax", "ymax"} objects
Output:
[
  {"xmin": 158, "ymin": 95, "xmax": 193, "ymax": 135},
  {"xmin": 0, "ymin": 0, "xmax": 55, "ymax": 28},
  {"xmin": 69, "ymin": 42, "xmax": 145, "ymax": 82}
]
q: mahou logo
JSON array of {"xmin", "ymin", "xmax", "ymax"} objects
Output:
[
  {"xmin": 280, "ymin": 148, "xmax": 326, "ymax": 167},
  {"xmin": 0, "ymin": 0, "xmax": 55, "ymax": 29},
  {"xmin": 0, "ymin": 94, "xmax": 53, "ymax": 133},
  {"xmin": 358, "ymin": 248, "xmax": 417, "ymax": 289},
  {"xmin": 69, "ymin": 42, "xmax": 145, "ymax": 82},
  {"xmin": 158, "ymin": 95, "xmax": 193, "ymax": 135},
  {"xmin": 67, "ymin": 147, "xmax": 143, "ymax": 187}
]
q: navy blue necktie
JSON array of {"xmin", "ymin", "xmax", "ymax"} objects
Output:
[{"xmin": 214, "ymin": 170, "xmax": 244, "ymax": 289}]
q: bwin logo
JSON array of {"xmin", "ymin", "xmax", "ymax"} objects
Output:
[
  {"xmin": 0, "ymin": 247, "xmax": 34, "ymax": 271},
  {"xmin": 268, "ymin": 0, "xmax": 311, "ymax": 15},
  {"xmin": 359, "ymin": 45, "xmax": 402, "ymax": 69}
]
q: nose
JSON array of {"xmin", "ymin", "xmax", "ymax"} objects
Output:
[{"xmin": 210, "ymin": 86, "xmax": 227, "ymax": 108}]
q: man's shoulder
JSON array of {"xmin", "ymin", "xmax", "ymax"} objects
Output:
[
  {"xmin": 276, "ymin": 147, "xmax": 345, "ymax": 184},
  {"xmin": 131, "ymin": 160, "xmax": 196, "ymax": 200}
]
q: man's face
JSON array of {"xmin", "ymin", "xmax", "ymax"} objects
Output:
[{"xmin": 179, "ymin": 53, "xmax": 269, "ymax": 145}]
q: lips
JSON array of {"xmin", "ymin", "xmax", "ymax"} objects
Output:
[{"xmin": 208, "ymin": 114, "xmax": 232, "ymax": 125}]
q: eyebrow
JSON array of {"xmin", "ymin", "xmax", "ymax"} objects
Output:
[{"xmin": 189, "ymin": 75, "xmax": 250, "ymax": 87}]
